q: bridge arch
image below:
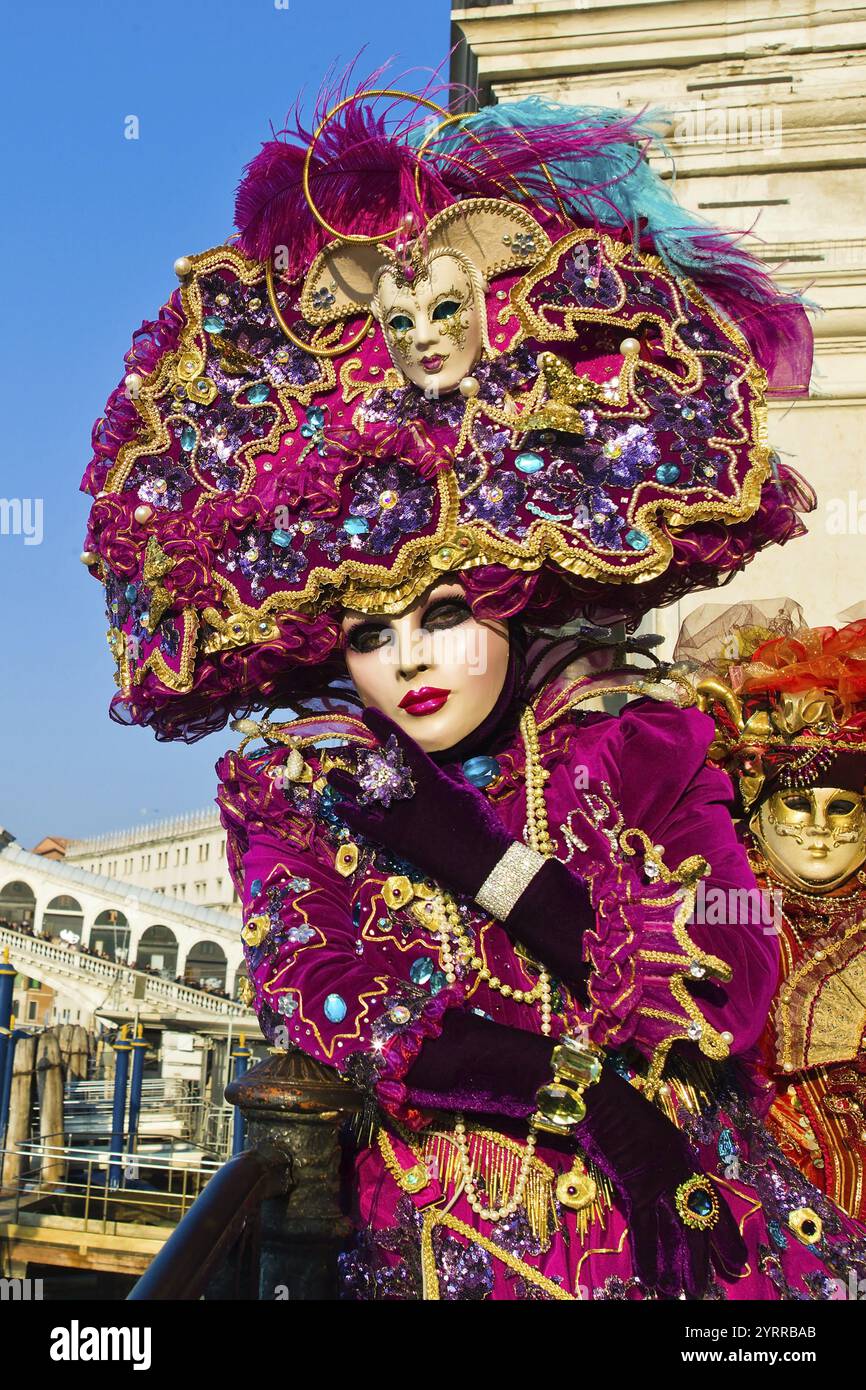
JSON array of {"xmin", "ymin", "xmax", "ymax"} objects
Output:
[
  {"xmin": 89, "ymin": 908, "xmax": 130, "ymax": 961},
  {"xmin": 41, "ymin": 894, "xmax": 85, "ymax": 940},
  {"xmin": 183, "ymin": 939, "xmax": 228, "ymax": 992},
  {"xmin": 135, "ymin": 924, "xmax": 179, "ymax": 978},
  {"xmin": 0, "ymin": 879, "xmax": 36, "ymax": 927}
]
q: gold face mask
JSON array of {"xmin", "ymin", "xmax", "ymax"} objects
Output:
[{"xmin": 751, "ymin": 786, "xmax": 866, "ymax": 892}]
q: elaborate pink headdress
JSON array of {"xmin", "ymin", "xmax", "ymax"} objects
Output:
[{"xmin": 81, "ymin": 68, "xmax": 815, "ymax": 740}]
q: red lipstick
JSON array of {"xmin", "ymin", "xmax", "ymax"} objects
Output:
[{"xmin": 398, "ymin": 686, "xmax": 450, "ymax": 717}]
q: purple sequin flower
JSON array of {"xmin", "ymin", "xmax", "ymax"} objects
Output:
[
  {"xmin": 462, "ymin": 470, "xmax": 527, "ymax": 528},
  {"xmin": 587, "ymin": 491, "xmax": 626, "ymax": 549},
  {"xmin": 472, "ymin": 421, "xmax": 511, "ymax": 468},
  {"xmin": 226, "ymin": 527, "xmax": 308, "ymax": 598},
  {"xmin": 355, "ymin": 735, "xmax": 416, "ymax": 808},
  {"xmin": 560, "ymin": 250, "xmax": 622, "ymax": 310},
  {"xmin": 526, "ymin": 455, "xmax": 590, "ymax": 523},
  {"xmin": 294, "ymin": 515, "xmax": 345, "ymax": 563},
  {"xmin": 128, "ymin": 455, "xmax": 194, "ymax": 511},
  {"xmin": 348, "ymin": 463, "xmax": 435, "ymax": 555},
  {"xmin": 588, "ymin": 424, "xmax": 660, "ymax": 488}
]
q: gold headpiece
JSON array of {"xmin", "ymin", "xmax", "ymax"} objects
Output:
[{"xmin": 299, "ymin": 198, "xmax": 551, "ymax": 326}]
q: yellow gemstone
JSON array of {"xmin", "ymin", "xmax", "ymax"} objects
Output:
[
  {"xmin": 552, "ymin": 1039, "xmax": 602, "ymax": 1086},
  {"xmin": 536, "ymin": 1083, "xmax": 586, "ymax": 1127}
]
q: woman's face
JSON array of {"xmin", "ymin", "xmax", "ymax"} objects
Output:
[
  {"xmin": 341, "ymin": 581, "xmax": 510, "ymax": 754},
  {"xmin": 751, "ymin": 786, "xmax": 866, "ymax": 891},
  {"xmin": 376, "ymin": 254, "xmax": 483, "ymax": 395}
]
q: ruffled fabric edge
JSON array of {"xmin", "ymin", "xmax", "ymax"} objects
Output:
[
  {"xmin": 370, "ymin": 984, "xmax": 468, "ymax": 1132},
  {"xmin": 583, "ymin": 863, "xmax": 736, "ymax": 1094}
]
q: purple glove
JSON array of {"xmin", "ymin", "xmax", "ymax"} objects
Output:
[
  {"xmin": 326, "ymin": 708, "xmax": 593, "ymax": 987},
  {"xmin": 407, "ymin": 1012, "xmax": 745, "ymax": 1297},
  {"xmin": 327, "ymin": 707, "xmax": 514, "ymax": 896},
  {"xmin": 403, "ymin": 1010, "xmax": 555, "ymax": 1119},
  {"xmin": 575, "ymin": 1066, "xmax": 748, "ymax": 1297}
]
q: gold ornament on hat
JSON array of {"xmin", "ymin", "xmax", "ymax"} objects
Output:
[{"xmin": 520, "ymin": 351, "xmax": 602, "ymax": 434}]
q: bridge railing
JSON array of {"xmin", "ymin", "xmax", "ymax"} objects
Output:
[
  {"xmin": 0, "ymin": 922, "xmax": 254, "ymax": 1020},
  {"xmin": 127, "ymin": 1049, "xmax": 362, "ymax": 1300}
]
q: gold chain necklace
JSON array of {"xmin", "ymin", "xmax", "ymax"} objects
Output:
[{"xmin": 428, "ymin": 704, "xmax": 556, "ymax": 1223}]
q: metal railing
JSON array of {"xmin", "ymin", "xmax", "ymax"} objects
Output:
[
  {"xmin": 65, "ymin": 1078, "xmax": 196, "ymax": 1103},
  {"xmin": 0, "ymin": 1141, "xmax": 223, "ymax": 1231},
  {"xmin": 127, "ymin": 1049, "xmax": 362, "ymax": 1300},
  {"xmin": 128, "ymin": 1147, "xmax": 285, "ymax": 1300}
]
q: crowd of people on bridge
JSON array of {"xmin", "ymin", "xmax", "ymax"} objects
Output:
[{"xmin": 1, "ymin": 914, "xmax": 238, "ymax": 1000}]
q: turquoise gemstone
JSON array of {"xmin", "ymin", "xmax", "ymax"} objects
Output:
[
  {"xmin": 306, "ymin": 407, "xmax": 326, "ymax": 429},
  {"xmin": 461, "ymin": 755, "xmax": 502, "ymax": 788},
  {"xmin": 246, "ymin": 383, "xmax": 270, "ymax": 404},
  {"xmin": 428, "ymin": 971, "xmax": 447, "ymax": 996},
  {"xmin": 249, "ymin": 878, "xmax": 262, "ymax": 897},
  {"xmin": 515, "ymin": 451, "xmax": 544, "ymax": 474},
  {"xmin": 410, "ymin": 956, "xmax": 435, "ymax": 986},
  {"xmin": 271, "ymin": 529, "xmax": 293, "ymax": 548},
  {"xmin": 625, "ymin": 528, "xmax": 650, "ymax": 551},
  {"xmin": 124, "ymin": 584, "xmax": 138, "ymax": 602},
  {"xmin": 343, "ymin": 516, "xmax": 369, "ymax": 535},
  {"xmin": 203, "ymin": 315, "xmax": 225, "ymax": 334},
  {"xmin": 180, "ymin": 425, "xmax": 196, "ymax": 452},
  {"xmin": 655, "ymin": 464, "xmax": 680, "ymax": 485},
  {"xmin": 768, "ymin": 1219, "xmax": 788, "ymax": 1250},
  {"xmin": 323, "ymin": 993, "xmax": 347, "ymax": 1023},
  {"xmin": 717, "ymin": 1128, "xmax": 737, "ymax": 1162}
]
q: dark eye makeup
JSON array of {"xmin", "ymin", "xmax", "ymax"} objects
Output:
[
  {"xmin": 344, "ymin": 621, "xmax": 392, "ymax": 655},
  {"xmin": 422, "ymin": 596, "xmax": 472, "ymax": 629},
  {"xmin": 343, "ymin": 594, "xmax": 471, "ymax": 655}
]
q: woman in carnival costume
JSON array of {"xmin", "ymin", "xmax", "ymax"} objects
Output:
[
  {"xmin": 679, "ymin": 601, "xmax": 866, "ymax": 1224},
  {"xmin": 81, "ymin": 69, "xmax": 866, "ymax": 1299}
]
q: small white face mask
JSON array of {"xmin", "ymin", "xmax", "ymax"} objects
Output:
[{"xmin": 375, "ymin": 254, "xmax": 484, "ymax": 394}]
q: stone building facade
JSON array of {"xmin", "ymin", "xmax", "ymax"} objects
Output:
[
  {"xmin": 451, "ymin": 0, "xmax": 866, "ymax": 642},
  {"xmin": 65, "ymin": 809, "xmax": 239, "ymax": 915}
]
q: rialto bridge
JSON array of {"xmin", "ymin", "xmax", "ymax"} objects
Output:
[{"xmin": 0, "ymin": 841, "xmax": 256, "ymax": 1031}]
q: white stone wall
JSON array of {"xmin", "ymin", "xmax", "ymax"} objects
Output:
[
  {"xmin": 452, "ymin": 0, "xmax": 866, "ymax": 639},
  {"xmin": 65, "ymin": 811, "xmax": 239, "ymax": 914}
]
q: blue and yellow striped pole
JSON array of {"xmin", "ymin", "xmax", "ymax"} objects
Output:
[{"xmin": 126, "ymin": 1025, "xmax": 148, "ymax": 1163}]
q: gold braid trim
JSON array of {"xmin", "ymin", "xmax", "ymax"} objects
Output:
[
  {"xmin": 616, "ymin": 828, "xmax": 735, "ymax": 1098},
  {"xmin": 377, "ymin": 1128, "xmax": 432, "ymax": 1196},
  {"xmin": 420, "ymin": 1209, "xmax": 576, "ymax": 1301}
]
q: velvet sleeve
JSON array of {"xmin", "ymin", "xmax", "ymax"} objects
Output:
[
  {"xmin": 216, "ymin": 747, "xmax": 464, "ymax": 1125},
  {"xmin": 598, "ymin": 700, "xmax": 779, "ymax": 1059}
]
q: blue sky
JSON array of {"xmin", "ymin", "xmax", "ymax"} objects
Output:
[{"xmin": 0, "ymin": 0, "xmax": 449, "ymax": 848}]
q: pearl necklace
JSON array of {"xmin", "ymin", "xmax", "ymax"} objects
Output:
[{"xmin": 430, "ymin": 704, "xmax": 556, "ymax": 1223}]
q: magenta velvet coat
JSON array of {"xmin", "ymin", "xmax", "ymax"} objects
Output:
[{"xmin": 217, "ymin": 685, "xmax": 866, "ymax": 1300}]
